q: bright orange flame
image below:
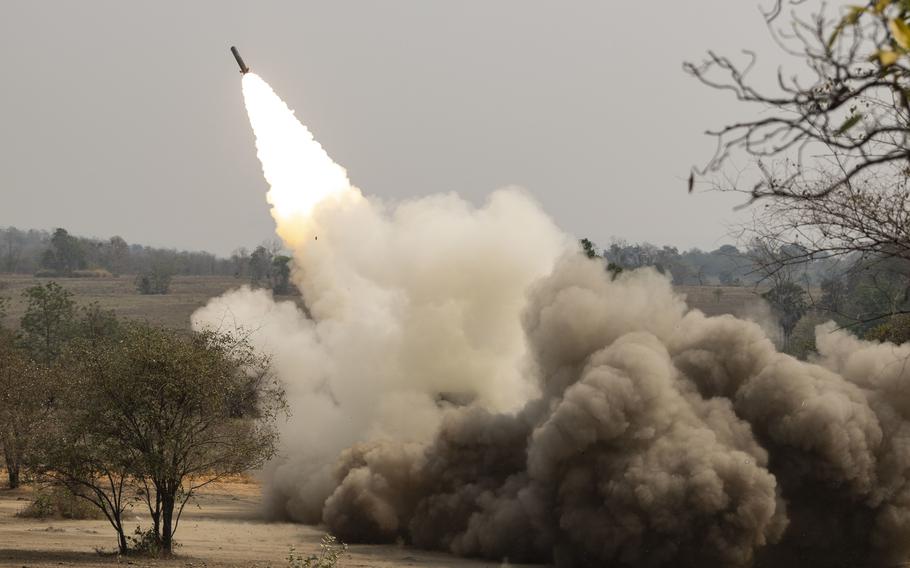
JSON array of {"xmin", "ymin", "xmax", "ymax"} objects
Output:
[{"xmin": 241, "ymin": 73, "xmax": 356, "ymax": 246}]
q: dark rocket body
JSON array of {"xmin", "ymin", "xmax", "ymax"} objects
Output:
[{"xmin": 231, "ymin": 46, "xmax": 250, "ymax": 74}]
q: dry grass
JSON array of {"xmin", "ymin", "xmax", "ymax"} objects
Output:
[
  {"xmin": 676, "ymin": 285, "xmax": 767, "ymax": 317},
  {"xmin": 0, "ymin": 274, "xmax": 780, "ymax": 331},
  {"xmin": 0, "ymin": 275, "xmax": 307, "ymax": 330}
]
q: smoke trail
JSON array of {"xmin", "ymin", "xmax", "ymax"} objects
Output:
[
  {"xmin": 240, "ymin": 73, "xmax": 356, "ymax": 248},
  {"xmin": 195, "ymin": 72, "xmax": 570, "ymax": 523},
  {"xmin": 193, "ymin": 73, "xmax": 910, "ymax": 566}
]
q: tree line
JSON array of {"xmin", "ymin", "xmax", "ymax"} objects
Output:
[
  {"xmin": 0, "ymin": 226, "xmax": 234, "ymax": 277},
  {"xmin": 586, "ymin": 238, "xmax": 842, "ymax": 287},
  {"xmin": 0, "ymin": 282, "xmax": 286, "ymax": 555},
  {"xmin": 0, "ymin": 226, "xmax": 295, "ymax": 296},
  {"xmin": 583, "ymin": 236, "xmax": 910, "ymax": 354}
]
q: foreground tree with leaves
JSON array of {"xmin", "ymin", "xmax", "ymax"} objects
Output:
[
  {"xmin": 19, "ymin": 281, "xmax": 75, "ymax": 363},
  {"xmin": 763, "ymin": 281, "xmax": 809, "ymax": 349},
  {"xmin": 35, "ymin": 324, "xmax": 286, "ymax": 555},
  {"xmin": 0, "ymin": 333, "xmax": 50, "ymax": 489}
]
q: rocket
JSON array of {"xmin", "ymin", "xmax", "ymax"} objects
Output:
[{"xmin": 231, "ymin": 46, "xmax": 250, "ymax": 74}]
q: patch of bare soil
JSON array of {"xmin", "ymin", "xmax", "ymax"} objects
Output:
[{"xmin": 0, "ymin": 481, "xmax": 533, "ymax": 568}]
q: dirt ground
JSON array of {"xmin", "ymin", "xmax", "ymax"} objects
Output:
[{"xmin": 0, "ymin": 481, "xmax": 531, "ymax": 568}]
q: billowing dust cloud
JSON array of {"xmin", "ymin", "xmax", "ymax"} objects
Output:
[{"xmin": 193, "ymin": 73, "xmax": 910, "ymax": 567}]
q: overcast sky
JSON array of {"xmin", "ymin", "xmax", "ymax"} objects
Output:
[{"xmin": 1, "ymin": 1, "xmax": 810, "ymax": 256}]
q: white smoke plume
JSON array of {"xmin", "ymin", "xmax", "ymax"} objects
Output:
[{"xmin": 193, "ymin": 73, "xmax": 910, "ymax": 567}]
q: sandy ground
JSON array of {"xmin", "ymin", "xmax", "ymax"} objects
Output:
[{"xmin": 0, "ymin": 481, "xmax": 531, "ymax": 568}]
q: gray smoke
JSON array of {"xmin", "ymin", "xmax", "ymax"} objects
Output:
[
  {"xmin": 194, "ymin": 193, "xmax": 910, "ymax": 567},
  {"xmin": 305, "ymin": 257, "xmax": 910, "ymax": 567}
]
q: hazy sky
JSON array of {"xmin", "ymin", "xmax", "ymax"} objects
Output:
[{"xmin": 1, "ymin": 1, "xmax": 805, "ymax": 256}]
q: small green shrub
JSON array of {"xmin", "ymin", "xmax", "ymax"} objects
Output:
[
  {"xmin": 17, "ymin": 486, "xmax": 103, "ymax": 519},
  {"xmin": 135, "ymin": 269, "xmax": 172, "ymax": 295},
  {"xmin": 17, "ymin": 491, "xmax": 56, "ymax": 518},
  {"xmin": 287, "ymin": 535, "xmax": 347, "ymax": 568},
  {"xmin": 127, "ymin": 525, "xmax": 178, "ymax": 557},
  {"xmin": 865, "ymin": 314, "xmax": 910, "ymax": 344}
]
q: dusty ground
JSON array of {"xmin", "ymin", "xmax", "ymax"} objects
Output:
[{"xmin": 0, "ymin": 481, "xmax": 532, "ymax": 568}]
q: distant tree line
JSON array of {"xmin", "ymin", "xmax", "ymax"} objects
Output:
[
  {"xmin": 0, "ymin": 226, "xmax": 235, "ymax": 277},
  {"xmin": 0, "ymin": 226, "xmax": 298, "ymax": 296},
  {"xmin": 583, "ymin": 237, "xmax": 910, "ymax": 353},
  {"xmin": 593, "ymin": 238, "xmax": 837, "ymax": 287}
]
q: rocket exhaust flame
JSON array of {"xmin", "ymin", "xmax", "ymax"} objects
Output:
[
  {"xmin": 193, "ymin": 70, "xmax": 910, "ymax": 567},
  {"xmin": 240, "ymin": 72, "xmax": 357, "ymax": 248}
]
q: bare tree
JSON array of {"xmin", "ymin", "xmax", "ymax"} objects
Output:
[
  {"xmin": 688, "ymin": 0, "xmax": 910, "ymax": 325},
  {"xmin": 687, "ymin": 0, "xmax": 910, "ymax": 201}
]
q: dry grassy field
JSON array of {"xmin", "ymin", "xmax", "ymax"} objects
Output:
[
  {"xmin": 0, "ymin": 274, "xmax": 767, "ymax": 332},
  {"xmin": 675, "ymin": 285, "xmax": 769, "ymax": 318},
  {"xmin": 0, "ymin": 275, "xmax": 255, "ymax": 330}
]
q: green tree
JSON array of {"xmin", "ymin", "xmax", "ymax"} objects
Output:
[
  {"xmin": 19, "ymin": 282, "xmax": 75, "ymax": 363},
  {"xmin": 606, "ymin": 263, "xmax": 623, "ymax": 279},
  {"xmin": 34, "ymin": 364, "xmax": 137, "ymax": 552},
  {"xmin": 762, "ymin": 282, "xmax": 809, "ymax": 349},
  {"xmin": 580, "ymin": 238, "xmax": 599, "ymax": 259},
  {"xmin": 41, "ymin": 228, "xmax": 86, "ymax": 275},
  {"xmin": 249, "ymin": 246, "xmax": 273, "ymax": 287},
  {"xmin": 105, "ymin": 236, "xmax": 131, "ymax": 277},
  {"xmin": 866, "ymin": 314, "xmax": 910, "ymax": 344},
  {"xmin": 74, "ymin": 302, "xmax": 120, "ymax": 344},
  {"xmin": 135, "ymin": 264, "xmax": 173, "ymax": 295},
  {"xmin": 0, "ymin": 333, "xmax": 50, "ymax": 488},
  {"xmin": 819, "ymin": 277, "xmax": 847, "ymax": 316},
  {"xmin": 36, "ymin": 324, "xmax": 286, "ymax": 554},
  {"xmin": 270, "ymin": 255, "xmax": 292, "ymax": 295},
  {"xmin": 231, "ymin": 247, "xmax": 250, "ymax": 278}
]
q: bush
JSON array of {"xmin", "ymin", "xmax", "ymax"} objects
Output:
[
  {"xmin": 287, "ymin": 535, "xmax": 347, "ymax": 568},
  {"xmin": 785, "ymin": 312, "xmax": 834, "ymax": 360},
  {"xmin": 127, "ymin": 525, "xmax": 178, "ymax": 557},
  {"xmin": 17, "ymin": 486, "xmax": 104, "ymax": 520},
  {"xmin": 865, "ymin": 314, "xmax": 910, "ymax": 345},
  {"xmin": 135, "ymin": 268, "xmax": 172, "ymax": 295}
]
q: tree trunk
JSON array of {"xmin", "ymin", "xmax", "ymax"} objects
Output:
[
  {"xmin": 6, "ymin": 466, "xmax": 19, "ymax": 489},
  {"xmin": 4, "ymin": 448, "xmax": 19, "ymax": 489},
  {"xmin": 114, "ymin": 513, "xmax": 128, "ymax": 555},
  {"xmin": 151, "ymin": 499, "xmax": 160, "ymax": 538},
  {"xmin": 161, "ymin": 492, "xmax": 175, "ymax": 554}
]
